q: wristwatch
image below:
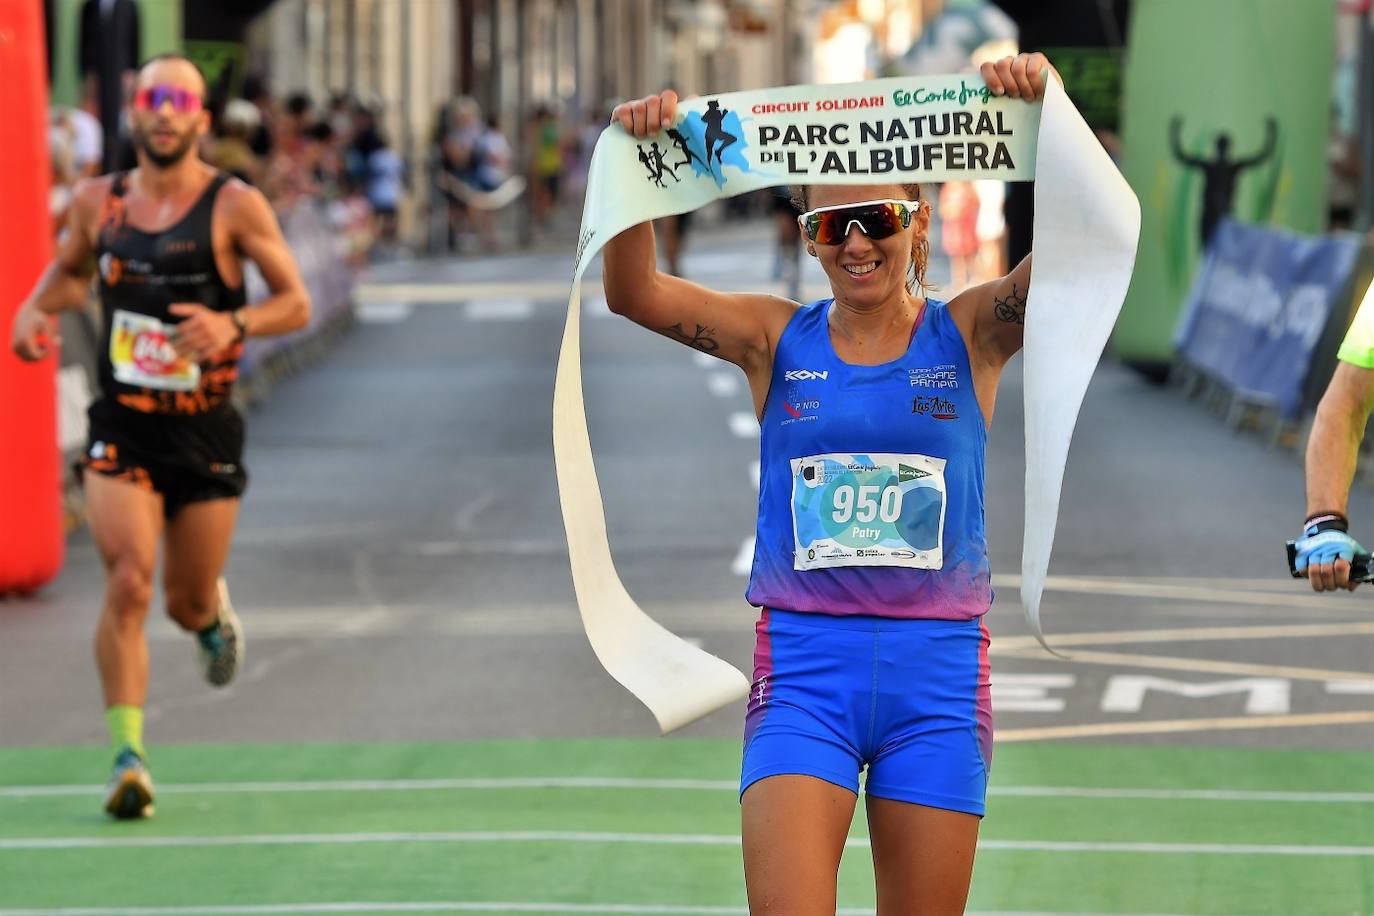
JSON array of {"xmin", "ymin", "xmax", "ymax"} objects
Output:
[{"xmin": 231, "ymin": 308, "xmax": 248, "ymax": 341}]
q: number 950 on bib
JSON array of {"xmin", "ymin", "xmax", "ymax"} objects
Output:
[{"xmin": 789, "ymin": 452, "xmax": 947, "ymax": 571}]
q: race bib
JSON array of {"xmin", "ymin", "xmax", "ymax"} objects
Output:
[
  {"xmin": 109, "ymin": 309, "xmax": 199, "ymax": 391},
  {"xmin": 790, "ymin": 452, "xmax": 947, "ymax": 570}
]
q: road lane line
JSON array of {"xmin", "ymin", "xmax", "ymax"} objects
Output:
[
  {"xmin": 354, "ymin": 301, "xmax": 413, "ymax": 323},
  {"xmin": 732, "ymin": 537, "xmax": 755, "ymax": 576},
  {"xmin": 989, "ymin": 573, "xmax": 1372, "ymax": 612},
  {"xmin": 582, "ymin": 293, "xmax": 613, "ymax": 319},
  {"xmin": 0, "ymin": 905, "xmax": 878, "ymax": 916},
  {"xmin": 1, "ymin": 831, "xmax": 1370, "ymax": 857},
  {"xmin": 357, "ymin": 282, "xmax": 594, "ymax": 301},
  {"xmin": 990, "ymin": 620, "xmax": 1374, "ymax": 651},
  {"xmin": 5, "ymin": 778, "xmax": 1372, "ymax": 804},
  {"xmin": 991, "ymin": 674, "xmax": 1075, "ymax": 712},
  {"xmin": 1326, "ymin": 680, "xmax": 1374, "ymax": 694},
  {"xmin": 993, "ymin": 646, "xmax": 1374, "ymax": 684},
  {"xmin": 0, "ymin": 904, "xmax": 1203, "ymax": 916},
  {"xmin": 728, "ymin": 413, "xmax": 758, "ymax": 438},
  {"xmin": 707, "ymin": 374, "xmax": 739, "ymax": 397},
  {"xmin": 998, "ymin": 710, "xmax": 1374, "ymax": 742},
  {"xmin": 464, "ymin": 299, "xmax": 535, "ymax": 321}
]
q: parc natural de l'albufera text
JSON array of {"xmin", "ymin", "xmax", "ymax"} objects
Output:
[{"xmin": 751, "ymin": 81, "xmax": 1018, "ymax": 177}]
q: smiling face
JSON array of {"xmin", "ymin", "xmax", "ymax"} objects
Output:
[
  {"xmin": 130, "ymin": 58, "xmax": 210, "ymax": 170},
  {"xmin": 802, "ymin": 184, "xmax": 929, "ymax": 310}
]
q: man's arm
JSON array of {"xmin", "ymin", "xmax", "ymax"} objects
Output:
[
  {"xmin": 168, "ymin": 182, "xmax": 311, "ymax": 362},
  {"xmin": 226, "ymin": 184, "xmax": 311, "ymax": 336},
  {"xmin": 9, "ymin": 178, "xmax": 105, "ymax": 360},
  {"xmin": 1305, "ymin": 361, "xmax": 1374, "ymax": 520},
  {"xmin": 1298, "ymin": 361, "xmax": 1374, "ymax": 591}
]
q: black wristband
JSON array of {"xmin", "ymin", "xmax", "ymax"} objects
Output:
[
  {"xmin": 1304, "ymin": 513, "xmax": 1349, "ymax": 537},
  {"xmin": 231, "ymin": 308, "xmax": 248, "ymax": 341}
]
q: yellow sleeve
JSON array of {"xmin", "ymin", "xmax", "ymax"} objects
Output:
[{"xmin": 1337, "ymin": 281, "xmax": 1374, "ymax": 370}]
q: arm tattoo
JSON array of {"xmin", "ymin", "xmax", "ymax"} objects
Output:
[
  {"xmin": 663, "ymin": 321, "xmax": 720, "ymax": 353},
  {"xmin": 993, "ymin": 284, "xmax": 1027, "ymax": 325}
]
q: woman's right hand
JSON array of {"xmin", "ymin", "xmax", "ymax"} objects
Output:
[{"xmin": 611, "ymin": 90, "xmax": 679, "ymax": 139}]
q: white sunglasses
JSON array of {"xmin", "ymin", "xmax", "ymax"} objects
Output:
[{"xmin": 797, "ymin": 198, "xmax": 919, "ymax": 244}]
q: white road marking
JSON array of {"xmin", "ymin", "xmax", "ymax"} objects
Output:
[
  {"xmin": 731, "ymin": 537, "xmax": 755, "ymax": 577},
  {"xmin": 0, "ymin": 907, "xmax": 768, "ymax": 916},
  {"xmin": 706, "ymin": 373, "xmax": 739, "ymax": 397},
  {"xmin": 0, "ymin": 777, "xmax": 736, "ymax": 798},
  {"xmin": 233, "ymin": 521, "xmax": 392, "ymax": 547},
  {"xmin": 0, "ymin": 906, "xmax": 888, "ymax": 916},
  {"xmin": 0, "ymin": 905, "xmax": 1174, "ymax": 916},
  {"xmin": 991, "ymin": 674, "xmax": 1075, "ymax": 712},
  {"xmin": 356, "ymin": 281, "xmax": 593, "ymax": 301},
  {"xmin": 355, "ymin": 280, "xmax": 836, "ymax": 305},
  {"xmin": 989, "ymin": 573, "xmax": 1374, "ymax": 614},
  {"xmin": 404, "ymin": 539, "xmax": 567, "ymax": 557},
  {"xmin": 581, "ymin": 293, "xmax": 614, "ymax": 319},
  {"xmin": 998, "ymin": 710, "xmax": 1374, "ymax": 742},
  {"xmin": 453, "ymin": 492, "xmax": 500, "ymax": 534},
  {"xmin": 5, "ymin": 777, "xmax": 1372, "ymax": 805},
  {"xmin": 1100, "ymin": 675, "xmax": 1290, "ymax": 715},
  {"xmin": 990, "ymin": 786, "xmax": 1374, "ymax": 803},
  {"xmin": 354, "ymin": 301, "xmax": 413, "ymax": 323},
  {"xmin": 978, "ymin": 839, "xmax": 1374, "ymax": 857},
  {"xmin": 995, "ymin": 645, "xmax": 1372, "ymax": 685},
  {"xmin": 991, "ymin": 620, "xmax": 1374, "ymax": 651},
  {"xmin": 1326, "ymin": 680, "xmax": 1374, "ymax": 694},
  {"xmin": 728, "ymin": 412, "xmax": 759, "ymax": 438},
  {"xmin": 464, "ymin": 299, "xmax": 535, "ymax": 321},
  {"xmin": 1, "ymin": 831, "xmax": 1369, "ymax": 857}
]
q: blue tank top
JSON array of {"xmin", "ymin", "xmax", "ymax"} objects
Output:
[{"xmin": 746, "ymin": 298, "xmax": 991, "ymax": 621}]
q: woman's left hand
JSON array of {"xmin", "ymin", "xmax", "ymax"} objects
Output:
[{"xmin": 979, "ymin": 52, "xmax": 1061, "ymax": 103}]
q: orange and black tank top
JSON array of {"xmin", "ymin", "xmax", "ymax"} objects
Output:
[{"xmin": 94, "ymin": 170, "xmax": 247, "ymax": 417}]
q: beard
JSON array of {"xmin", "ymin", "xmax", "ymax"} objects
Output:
[{"xmin": 133, "ymin": 123, "xmax": 197, "ymax": 169}]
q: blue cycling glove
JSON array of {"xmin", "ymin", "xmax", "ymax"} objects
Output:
[{"xmin": 1293, "ymin": 515, "xmax": 1363, "ymax": 574}]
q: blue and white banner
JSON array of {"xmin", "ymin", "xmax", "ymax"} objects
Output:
[{"xmin": 1176, "ymin": 219, "xmax": 1361, "ymax": 417}]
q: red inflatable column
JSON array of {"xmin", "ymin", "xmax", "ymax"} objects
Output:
[{"xmin": 0, "ymin": 0, "xmax": 63, "ymax": 594}]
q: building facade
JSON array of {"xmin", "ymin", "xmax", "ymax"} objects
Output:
[{"xmin": 245, "ymin": 0, "xmax": 816, "ymax": 244}]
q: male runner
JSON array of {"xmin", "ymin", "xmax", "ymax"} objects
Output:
[{"xmin": 9, "ymin": 54, "xmax": 310, "ymax": 818}]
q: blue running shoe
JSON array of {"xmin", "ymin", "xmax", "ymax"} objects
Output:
[{"xmin": 197, "ymin": 577, "xmax": 243, "ymax": 687}]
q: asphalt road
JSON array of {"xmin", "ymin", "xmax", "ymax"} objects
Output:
[{"xmin": 2, "ymin": 216, "xmax": 1371, "ymax": 753}]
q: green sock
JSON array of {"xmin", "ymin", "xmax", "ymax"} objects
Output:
[{"xmin": 105, "ymin": 705, "xmax": 146, "ymax": 759}]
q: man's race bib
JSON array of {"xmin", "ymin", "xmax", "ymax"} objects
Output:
[
  {"xmin": 109, "ymin": 309, "xmax": 199, "ymax": 391},
  {"xmin": 790, "ymin": 452, "xmax": 947, "ymax": 570}
]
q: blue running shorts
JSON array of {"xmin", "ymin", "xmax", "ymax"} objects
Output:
[{"xmin": 741, "ymin": 608, "xmax": 992, "ymax": 816}]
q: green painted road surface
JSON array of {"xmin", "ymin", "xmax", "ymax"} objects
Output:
[{"xmin": 1, "ymin": 740, "xmax": 1371, "ymax": 915}]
